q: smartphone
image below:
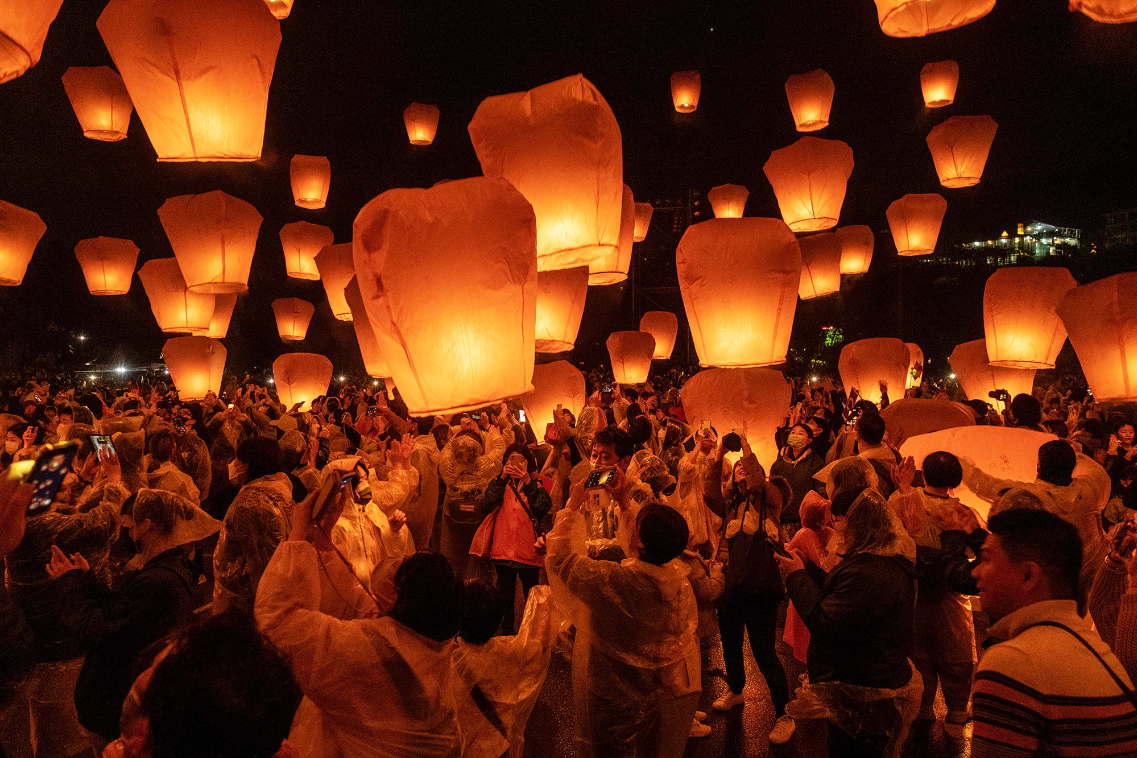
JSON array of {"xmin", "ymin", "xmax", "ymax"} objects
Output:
[
  {"xmin": 471, "ymin": 413, "xmax": 482, "ymax": 421},
  {"xmin": 23, "ymin": 441, "xmax": 79, "ymax": 517},
  {"xmin": 766, "ymin": 535, "xmax": 791, "ymax": 559},
  {"xmin": 88, "ymin": 434, "xmax": 114, "ymax": 458},
  {"xmin": 518, "ymin": 409, "xmax": 527, "ymax": 423},
  {"xmin": 700, "ymin": 419, "xmax": 712, "ymax": 432},
  {"xmin": 585, "ymin": 468, "xmax": 617, "ymax": 489},
  {"xmin": 339, "ymin": 472, "xmax": 359, "ymax": 491}
]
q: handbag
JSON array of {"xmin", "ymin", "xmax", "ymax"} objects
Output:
[{"xmin": 722, "ymin": 495, "xmax": 785, "ymax": 601}]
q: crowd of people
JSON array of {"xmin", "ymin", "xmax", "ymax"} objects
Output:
[{"xmin": 1, "ymin": 366, "xmax": 1136, "ymax": 758}]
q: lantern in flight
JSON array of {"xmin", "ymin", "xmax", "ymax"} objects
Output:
[
  {"xmin": 1070, "ymin": 0, "xmax": 1137, "ymax": 23},
  {"xmin": 681, "ymin": 368, "xmax": 792, "ymax": 470},
  {"xmin": 1056, "ymin": 273, "xmax": 1137, "ymax": 401},
  {"xmin": 290, "ymin": 155, "xmax": 330, "ymax": 209},
  {"xmin": 468, "ymin": 74, "xmax": 622, "ymax": 274},
  {"xmin": 353, "ymin": 176, "xmax": 538, "ymax": 415},
  {"xmin": 948, "ymin": 339, "xmax": 1036, "ymax": 410},
  {"xmin": 404, "ymin": 103, "xmax": 440, "ymax": 145},
  {"xmin": 984, "ymin": 267, "xmax": 1076, "ymax": 369},
  {"xmin": 272, "ymin": 298, "xmax": 314, "ymax": 341},
  {"xmin": 163, "ymin": 336, "xmax": 225, "ymax": 401},
  {"xmin": 873, "ymin": 0, "xmax": 996, "ymax": 38},
  {"xmin": 926, "ymin": 116, "xmax": 997, "ymax": 188},
  {"xmin": 838, "ymin": 338, "xmax": 911, "ymax": 406},
  {"xmin": 0, "ymin": 200, "xmax": 46, "ymax": 286},
  {"xmin": 273, "ymin": 353, "xmax": 332, "ymax": 412},
  {"xmin": 315, "ymin": 243, "xmax": 354, "ymax": 321},
  {"xmin": 607, "ymin": 331, "xmax": 655, "ymax": 384},
  {"xmin": 670, "ymin": 71, "xmax": 701, "ymax": 113},
  {"xmin": 835, "ymin": 225, "xmax": 874, "ymax": 275},
  {"xmin": 523, "ymin": 361, "xmax": 587, "ymax": 444},
  {"xmin": 921, "ymin": 61, "xmax": 959, "ymax": 107},
  {"xmin": 74, "ymin": 237, "xmax": 138, "ymax": 295},
  {"xmin": 707, "ymin": 184, "xmax": 749, "ymax": 219},
  {"xmin": 677, "ymin": 218, "xmax": 801, "ymax": 367},
  {"xmin": 633, "ymin": 202, "xmax": 653, "ymax": 242},
  {"xmin": 279, "ymin": 221, "xmax": 333, "ymax": 281},
  {"xmin": 886, "ymin": 193, "xmax": 947, "ymax": 256},
  {"xmin": 763, "ymin": 137, "xmax": 854, "ymax": 232},
  {"xmin": 785, "ymin": 69, "xmax": 834, "ymax": 132},
  {"xmin": 0, "ymin": 0, "xmax": 64, "ymax": 84},
  {"xmin": 97, "ymin": 0, "xmax": 281, "ymax": 161},
  {"xmin": 264, "ymin": 0, "xmax": 292, "ymax": 20},
  {"xmin": 158, "ymin": 191, "xmax": 261, "ymax": 294},
  {"xmin": 204, "ymin": 294, "xmax": 237, "ymax": 339},
  {"xmin": 905, "ymin": 342, "xmax": 925, "ymax": 389},
  {"xmin": 61, "ymin": 67, "xmax": 133, "ymax": 141},
  {"xmin": 535, "ymin": 266, "xmax": 589, "ymax": 353},
  {"xmin": 344, "ymin": 277, "xmax": 391, "ymax": 379},
  {"xmin": 590, "ymin": 184, "xmax": 634, "ymax": 285},
  {"xmin": 798, "ymin": 232, "xmax": 842, "ymax": 299},
  {"xmin": 639, "ymin": 311, "xmax": 679, "ymax": 360},
  {"xmin": 138, "ymin": 258, "xmax": 215, "ymax": 333}
]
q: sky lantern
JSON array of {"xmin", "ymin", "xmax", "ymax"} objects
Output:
[
  {"xmin": 273, "ymin": 353, "xmax": 332, "ymax": 413},
  {"xmin": 404, "ymin": 103, "xmax": 440, "ymax": 145},
  {"xmin": 784, "ymin": 69, "xmax": 834, "ymax": 132},
  {"xmin": 607, "ymin": 331, "xmax": 655, "ymax": 384},
  {"xmin": 353, "ymin": 177, "xmax": 537, "ymax": 415},
  {"xmin": 670, "ymin": 70, "xmax": 701, "ymax": 113},
  {"xmin": 886, "ymin": 193, "xmax": 947, "ymax": 256},
  {"xmin": 344, "ymin": 276, "xmax": 391, "ymax": 379},
  {"xmin": 905, "ymin": 342, "xmax": 925, "ymax": 389},
  {"xmin": 948, "ymin": 339, "xmax": 1036, "ymax": 410},
  {"xmin": 1070, "ymin": 0, "xmax": 1137, "ymax": 23},
  {"xmin": 633, "ymin": 202, "xmax": 653, "ymax": 242},
  {"xmin": 163, "ymin": 336, "xmax": 225, "ymax": 401},
  {"xmin": 639, "ymin": 311, "xmax": 679, "ymax": 360},
  {"xmin": 204, "ymin": 294, "xmax": 237, "ymax": 339},
  {"xmin": 138, "ymin": 258, "xmax": 215, "ymax": 334},
  {"xmin": 158, "ymin": 191, "xmax": 262, "ymax": 294},
  {"xmin": 61, "ymin": 67, "xmax": 133, "ymax": 141},
  {"xmin": 279, "ymin": 221, "xmax": 333, "ymax": 280},
  {"xmin": 984, "ymin": 267, "xmax": 1076, "ymax": 369},
  {"xmin": 97, "ymin": 0, "xmax": 281, "ymax": 161},
  {"xmin": 74, "ymin": 237, "xmax": 138, "ymax": 295},
  {"xmin": 0, "ymin": 200, "xmax": 46, "ymax": 286},
  {"xmin": 763, "ymin": 137, "xmax": 854, "ymax": 233},
  {"xmin": 707, "ymin": 184, "xmax": 749, "ymax": 219},
  {"xmin": 921, "ymin": 60, "xmax": 959, "ymax": 107},
  {"xmin": 872, "ymin": 0, "xmax": 996, "ymax": 38},
  {"xmin": 677, "ymin": 218, "xmax": 801, "ymax": 367},
  {"xmin": 838, "ymin": 337, "xmax": 911, "ymax": 406},
  {"xmin": 315, "ymin": 243, "xmax": 354, "ymax": 321},
  {"xmin": 681, "ymin": 368, "xmax": 792, "ymax": 471},
  {"xmin": 834, "ymin": 225, "xmax": 874, "ymax": 275},
  {"xmin": 1056, "ymin": 273, "xmax": 1137, "ymax": 401},
  {"xmin": 0, "ymin": 0, "xmax": 64, "ymax": 84},
  {"xmin": 272, "ymin": 298, "xmax": 314, "ymax": 342},
  {"xmin": 290, "ymin": 155, "xmax": 331, "ymax": 209},
  {"xmin": 522, "ymin": 360, "xmax": 587, "ymax": 444},
  {"xmin": 797, "ymin": 232, "xmax": 842, "ymax": 299},
  {"xmin": 590, "ymin": 184, "xmax": 634, "ymax": 285},
  {"xmin": 926, "ymin": 115, "xmax": 998, "ymax": 188},
  {"xmin": 263, "ymin": 0, "xmax": 292, "ymax": 20},
  {"xmin": 468, "ymin": 74, "xmax": 622, "ymax": 275},
  {"xmin": 535, "ymin": 266, "xmax": 589, "ymax": 353}
]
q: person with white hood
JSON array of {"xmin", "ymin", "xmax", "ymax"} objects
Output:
[
  {"xmin": 402, "ymin": 416, "xmax": 442, "ymax": 550},
  {"xmin": 141, "ymin": 430, "xmax": 200, "ymax": 506}
]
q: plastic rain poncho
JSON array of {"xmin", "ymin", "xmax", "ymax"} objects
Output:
[
  {"xmin": 141, "ymin": 457, "xmax": 201, "ymax": 506},
  {"xmin": 213, "ymin": 473, "xmax": 293, "ymax": 615}
]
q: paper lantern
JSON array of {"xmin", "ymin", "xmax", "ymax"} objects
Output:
[
  {"xmin": 535, "ymin": 266, "xmax": 589, "ymax": 353},
  {"xmin": 983, "ymin": 267, "xmax": 1076, "ymax": 369},
  {"xmin": 468, "ymin": 74, "xmax": 622, "ymax": 274},
  {"xmin": 677, "ymin": 218, "xmax": 801, "ymax": 368},
  {"xmin": 707, "ymin": 184, "xmax": 749, "ymax": 219},
  {"xmin": 880, "ymin": 398, "xmax": 975, "ymax": 449},
  {"xmin": 1056, "ymin": 274, "xmax": 1137, "ymax": 401},
  {"xmin": 948, "ymin": 339, "xmax": 1036, "ymax": 410},
  {"xmin": 838, "ymin": 338, "xmax": 911, "ymax": 406},
  {"xmin": 1070, "ymin": 0, "xmax": 1137, "ymax": 23},
  {"xmin": 590, "ymin": 184, "xmax": 634, "ymax": 285},
  {"xmin": 61, "ymin": 67, "xmax": 133, "ymax": 141},
  {"xmin": 681, "ymin": 368, "xmax": 792, "ymax": 471},
  {"xmin": 905, "ymin": 342, "xmax": 925, "ymax": 390},
  {"xmin": 273, "ymin": 353, "xmax": 332, "ymax": 413},
  {"xmin": 640, "ymin": 312, "xmax": 679, "ymax": 360},
  {"xmin": 158, "ymin": 190, "xmax": 262, "ymax": 294},
  {"xmin": 315, "ymin": 243, "xmax": 354, "ymax": 321},
  {"xmin": 290, "ymin": 155, "xmax": 330, "ymax": 209},
  {"xmin": 74, "ymin": 237, "xmax": 138, "ymax": 295},
  {"xmin": 522, "ymin": 361, "xmax": 587, "ymax": 444},
  {"xmin": 0, "ymin": 200, "xmax": 46, "ymax": 286},
  {"xmin": 137, "ymin": 258, "xmax": 215, "ymax": 334},
  {"xmin": 670, "ymin": 71, "xmax": 701, "ymax": 113},
  {"xmin": 272, "ymin": 298, "xmax": 314, "ymax": 342},
  {"xmin": 886, "ymin": 193, "xmax": 947, "ymax": 256},
  {"xmin": 607, "ymin": 331, "xmax": 655, "ymax": 384},
  {"xmin": 633, "ymin": 202, "xmax": 653, "ymax": 242},
  {"xmin": 204, "ymin": 294, "xmax": 237, "ymax": 339},
  {"xmin": 353, "ymin": 176, "xmax": 537, "ymax": 415},
  {"xmin": 404, "ymin": 103, "xmax": 440, "ymax": 145},
  {"xmin": 97, "ymin": 0, "xmax": 282, "ymax": 161},
  {"xmin": 798, "ymin": 232, "xmax": 842, "ymax": 300},
  {"xmin": 264, "ymin": 0, "xmax": 292, "ymax": 20},
  {"xmin": 279, "ymin": 221, "xmax": 333, "ymax": 281},
  {"xmin": 834, "ymin": 225, "xmax": 874, "ymax": 275},
  {"xmin": 926, "ymin": 115, "xmax": 998, "ymax": 188},
  {"xmin": 873, "ymin": 0, "xmax": 996, "ymax": 38},
  {"xmin": 921, "ymin": 61, "xmax": 959, "ymax": 107},
  {"xmin": 163, "ymin": 336, "xmax": 225, "ymax": 401},
  {"xmin": 785, "ymin": 69, "xmax": 834, "ymax": 132},
  {"xmin": 763, "ymin": 137, "xmax": 854, "ymax": 233},
  {"xmin": 344, "ymin": 277, "xmax": 391, "ymax": 379},
  {"xmin": 0, "ymin": 0, "xmax": 63, "ymax": 84}
]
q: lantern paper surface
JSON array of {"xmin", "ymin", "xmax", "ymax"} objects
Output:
[
  {"xmin": 535, "ymin": 266, "xmax": 589, "ymax": 353},
  {"xmin": 74, "ymin": 237, "xmax": 138, "ymax": 295},
  {"xmin": 1069, "ymin": 0, "xmax": 1137, "ymax": 23},
  {"xmin": 835, "ymin": 225, "xmax": 874, "ymax": 275},
  {"xmin": 159, "ymin": 191, "xmax": 262, "ymax": 294},
  {"xmin": 707, "ymin": 184, "xmax": 749, "ymax": 219},
  {"xmin": 404, "ymin": 103, "xmax": 440, "ymax": 145},
  {"xmin": 0, "ymin": 200, "xmax": 46, "ymax": 286},
  {"xmin": 785, "ymin": 69, "xmax": 834, "ymax": 132},
  {"xmin": 138, "ymin": 258, "xmax": 215, "ymax": 334},
  {"xmin": 272, "ymin": 298, "xmax": 314, "ymax": 341},
  {"xmin": 905, "ymin": 342, "xmax": 924, "ymax": 389},
  {"xmin": 926, "ymin": 115, "xmax": 998, "ymax": 188},
  {"xmin": 279, "ymin": 221, "xmax": 333, "ymax": 281},
  {"xmin": 344, "ymin": 277, "xmax": 391, "ymax": 379},
  {"xmin": 522, "ymin": 361, "xmax": 587, "ymax": 444},
  {"xmin": 607, "ymin": 332, "xmax": 655, "ymax": 384},
  {"xmin": 983, "ymin": 267, "xmax": 1076, "ymax": 369},
  {"xmin": 886, "ymin": 193, "xmax": 947, "ymax": 256},
  {"xmin": 204, "ymin": 294, "xmax": 237, "ymax": 339},
  {"xmin": 273, "ymin": 353, "xmax": 332, "ymax": 413},
  {"xmin": 677, "ymin": 218, "xmax": 801, "ymax": 368},
  {"xmin": 61, "ymin": 67, "xmax": 133, "ymax": 141},
  {"xmin": 633, "ymin": 202, "xmax": 653, "ymax": 242},
  {"xmin": 880, "ymin": 398, "xmax": 975, "ymax": 449},
  {"xmin": 264, "ymin": 0, "xmax": 292, "ymax": 20},
  {"xmin": 873, "ymin": 0, "xmax": 996, "ymax": 38},
  {"xmin": 670, "ymin": 71, "xmax": 701, "ymax": 113},
  {"xmin": 681, "ymin": 368, "xmax": 792, "ymax": 471},
  {"xmin": 0, "ymin": 0, "xmax": 63, "ymax": 84},
  {"xmin": 921, "ymin": 60, "xmax": 959, "ymax": 107},
  {"xmin": 838, "ymin": 338, "xmax": 911, "ymax": 406},
  {"xmin": 353, "ymin": 176, "xmax": 538, "ymax": 416},
  {"xmin": 590, "ymin": 184, "xmax": 634, "ymax": 285},
  {"xmin": 97, "ymin": 0, "xmax": 281, "ymax": 161},
  {"xmin": 1056, "ymin": 274, "xmax": 1137, "ymax": 401},
  {"xmin": 763, "ymin": 137, "xmax": 854, "ymax": 233},
  {"xmin": 163, "ymin": 336, "xmax": 226, "ymax": 401},
  {"xmin": 468, "ymin": 74, "xmax": 622, "ymax": 274},
  {"xmin": 798, "ymin": 232, "xmax": 842, "ymax": 300},
  {"xmin": 640, "ymin": 311, "xmax": 679, "ymax": 360},
  {"xmin": 948, "ymin": 339, "xmax": 1036, "ymax": 410},
  {"xmin": 315, "ymin": 243, "xmax": 355, "ymax": 321},
  {"xmin": 290, "ymin": 155, "xmax": 330, "ymax": 209}
]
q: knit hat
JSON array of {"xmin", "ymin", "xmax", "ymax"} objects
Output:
[{"xmin": 278, "ymin": 429, "xmax": 307, "ymax": 455}]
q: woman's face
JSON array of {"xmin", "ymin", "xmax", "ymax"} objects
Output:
[{"xmin": 1120, "ymin": 425, "xmax": 1135, "ymax": 446}]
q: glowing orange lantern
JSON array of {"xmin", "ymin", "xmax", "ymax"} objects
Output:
[
  {"xmin": 344, "ymin": 277, "xmax": 391, "ymax": 379},
  {"xmin": 886, "ymin": 193, "xmax": 947, "ymax": 256},
  {"xmin": 1070, "ymin": 0, "xmax": 1137, "ymax": 23},
  {"xmin": 873, "ymin": 0, "xmax": 996, "ymax": 38},
  {"xmin": 263, "ymin": 0, "xmax": 292, "ymax": 20},
  {"xmin": 839, "ymin": 338, "xmax": 911, "ymax": 406},
  {"xmin": 707, "ymin": 184, "xmax": 749, "ymax": 219},
  {"xmin": 204, "ymin": 294, "xmax": 237, "ymax": 339},
  {"xmin": 633, "ymin": 202, "xmax": 653, "ymax": 242},
  {"xmin": 97, "ymin": 0, "xmax": 281, "ymax": 161},
  {"xmin": 158, "ymin": 190, "xmax": 261, "ymax": 294},
  {"xmin": 535, "ymin": 266, "xmax": 589, "ymax": 353},
  {"xmin": 74, "ymin": 237, "xmax": 138, "ymax": 295},
  {"xmin": 798, "ymin": 232, "xmax": 842, "ymax": 300},
  {"xmin": 272, "ymin": 298, "xmax": 314, "ymax": 342},
  {"xmin": 138, "ymin": 258, "xmax": 215, "ymax": 333},
  {"xmin": 353, "ymin": 176, "xmax": 537, "ymax": 415},
  {"xmin": 404, "ymin": 103, "xmax": 440, "ymax": 145},
  {"xmin": 785, "ymin": 69, "xmax": 834, "ymax": 132},
  {"xmin": 279, "ymin": 221, "xmax": 333, "ymax": 281},
  {"xmin": 522, "ymin": 361, "xmax": 587, "ymax": 444},
  {"xmin": 763, "ymin": 137, "xmax": 854, "ymax": 233},
  {"xmin": 315, "ymin": 243, "xmax": 354, "ymax": 321},
  {"xmin": 926, "ymin": 115, "xmax": 998, "ymax": 188},
  {"xmin": 0, "ymin": 0, "xmax": 64, "ymax": 84},
  {"xmin": 1056, "ymin": 273, "xmax": 1137, "ymax": 400},
  {"xmin": 948, "ymin": 339, "xmax": 1036, "ymax": 410},
  {"xmin": 671, "ymin": 71, "xmax": 701, "ymax": 113},
  {"xmin": 639, "ymin": 311, "xmax": 679, "ymax": 360},
  {"xmin": 273, "ymin": 353, "xmax": 332, "ymax": 412},
  {"xmin": 834, "ymin": 225, "xmax": 874, "ymax": 275},
  {"xmin": 590, "ymin": 184, "xmax": 634, "ymax": 285},
  {"xmin": 290, "ymin": 155, "xmax": 330, "ymax": 209},
  {"xmin": 681, "ymin": 368, "xmax": 792, "ymax": 470},
  {"xmin": 0, "ymin": 200, "xmax": 46, "ymax": 286},
  {"xmin": 984, "ymin": 267, "xmax": 1076, "ymax": 369},
  {"xmin": 61, "ymin": 67, "xmax": 133, "ymax": 141},
  {"xmin": 468, "ymin": 74, "xmax": 622, "ymax": 274},
  {"xmin": 677, "ymin": 218, "xmax": 801, "ymax": 367},
  {"xmin": 163, "ymin": 336, "xmax": 226, "ymax": 401},
  {"xmin": 607, "ymin": 331, "xmax": 655, "ymax": 384},
  {"xmin": 921, "ymin": 61, "xmax": 959, "ymax": 107},
  {"xmin": 905, "ymin": 342, "xmax": 925, "ymax": 389}
]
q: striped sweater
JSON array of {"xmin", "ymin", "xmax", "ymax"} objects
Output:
[{"xmin": 972, "ymin": 599, "xmax": 1137, "ymax": 757}]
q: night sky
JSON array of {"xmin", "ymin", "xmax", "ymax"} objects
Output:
[{"xmin": 1, "ymin": 0, "xmax": 1136, "ymax": 379}]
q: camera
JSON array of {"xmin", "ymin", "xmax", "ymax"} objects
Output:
[{"xmin": 988, "ymin": 389, "xmax": 1010, "ymax": 403}]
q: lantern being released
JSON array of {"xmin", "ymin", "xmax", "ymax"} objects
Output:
[
  {"xmin": 798, "ymin": 232, "xmax": 842, "ymax": 300},
  {"xmin": 681, "ymin": 368, "xmax": 792, "ymax": 471},
  {"xmin": 948, "ymin": 339, "xmax": 1036, "ymax": 410},
  {"xmin": 590, "ymin": 184, "xmax": 635, "ymax": 285},
  {"xmin": 74, "ymin": 237, "xmax": 138, "ymax": 295},
  {"xmin": 0, "ymin": 0, "xmax": 64, "ymax": 84},
  {"xmin": 0, "ymin": 200, "xmax": 46, "ymax": 286},
  {"xmin": 926, "ymin": 116, "xmax": 998, "ymax": 188},
  {"xmin": 677, "ymin": 218, "xmax": 801, "ymax": 368},
  {"xmin": 670, "ymin": 71, "xmax": 701, "ymax": 113},
  {"xmin": 633, "ymin": 202, "xmax": 653, "ymax": 242},
  {"xmin": 204, "ymin": 294, "xmax": 237, "ymax": 339},
  {"xmin": 834, "ymin": 225, "xmax": 874, "ymax": 275},
  {"xmin": 838, "ymin": 338, "xmax": 911, "ymax": 406},
  {"xmin": 1056, "ymin": 273, "xmax": 1137, "ymax": 401},
  {"xmin": 468, "ymin": 74, "xmax": 622, "ymax": 274},
  {"xmin": 905, "ymin": 342, "xmax": 925, "ymax": 389},
  {"xmin": 290, "ymin": 155, "xmax": 331, "ymax": 209},
  {"xmin": 272, "ymin": 298, "xmax": 315, "ymax": 342},
  {"xmin": 273, "ymin": 353, "xmax": 332, "ymax": 413},
  {"xmin": 315, "ymin": 243, "xmax": 355, "ymax": 321},
  {"xmin": 97, "ymin": 0, "xmax": 281, "ymax": 161},
  {"xmin": 921, "ymin": 61, "xmax": 959, "ymax": 107},
  {"xmin": 344, "ymin": 277, "xmax": 391, "ymax": 379},
  {"xmin": 763, "ymin": 137, "xmax": 854, "ymax": 233},
  {"xmin": 607, "ymin": 332, "xmax": 655, "ymax": 384},
  {"xmin": 163, "ymin": 337, "xmax": 226, "ymax": 401},
  {"xmin": 1070, "ymin": 0, "xmax": 1137, "ymax": 23},
  {"xmin": 61, "ymin": 67, "xmax": 133, "ymax": 141},
  {"xmin": 263, "ymin": 0, "xmax": 292, "ymax": 20},
  {"xmin": 353, "ymin": 176, "xmax": 538, "ymax": 416},
  {"xmin": 887, "ymin": 193, "xmax": 947, "ymax": 256},
  {"xmin": 873, "ymin": 0, "xmax": 996, "ymax": 38},
  {"xmin": 983, "ymin": 267, "xmax": 1076, "ymax": 369},
  {"xmin": 707, "ymin": 184, "xmax": 749, "ymax": 219},
  {"xmin": 404, "ymin": 103, "xmax": 440, "ymax": 145},
  {"xmin": 138, "ymin": 258, "xmax": 215, "ymax": 334},
  {"xmin": 159, "ymin": 191, "xmax": 262, "ymax": 294},
  {"xmin": 522, "ymin": 361, "xmax": 587, "ymax": 444},
  {"xmin": 785, "ymin": 69, "xmax": 835, "ymax": 132},
  {"xmin": 535, "ymin": 266, "xmax": 589, "ymax": 353},
  {"xmin": 279, "ymin": 221, "xmax": 333, "ymax": 281},
  {"xmin": 640, "ymin": 311, "xmax": 679, "ymax": 360}
]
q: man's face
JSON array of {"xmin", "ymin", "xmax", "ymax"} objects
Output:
[
  {"xmin": 590, "ymin": 443, "xmax": 621, "ymax": 470},
  {"xmin": 972, "ymin": 534, "xmax": 1028, "ymax": 620}
]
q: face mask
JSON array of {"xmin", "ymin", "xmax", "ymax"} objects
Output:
[
  {"xmin": 228, "ymin": 460, "xmax": 248, "ymax": 484},
  {"xmin": 787, "ymin": 433, "xmax": 808, "ymax": 449},
  {"xmin": 116, "ymin": 526, "xmax": 138, "ymax": 556},
  {"xmin": 4, "ymin": 440, "xmax": 19, "ymax": 454}
]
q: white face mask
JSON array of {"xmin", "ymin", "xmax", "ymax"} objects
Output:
[
  {"xmin": 4, "ymin": 440, "xmax": 19, "ymax": 454},
  {"xmin": 787, "ymin": 433, "xmax": 809, "ymax": 450},
  {"xmin": 228, "ymin": 460, "xmax": 248, "ymax": 484}
]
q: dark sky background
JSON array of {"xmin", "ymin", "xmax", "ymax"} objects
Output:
[{"xmin": 1, "ymin": 0, "xmax": 1136, "ymax": 381}]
